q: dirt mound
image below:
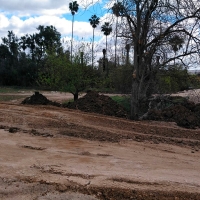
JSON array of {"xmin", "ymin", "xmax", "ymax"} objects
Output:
[
  {"xmin": 21, "ymin": 91, "xmax": 200, "ymax": 128},
  {"xmin": 65, "ymin": 91, "xmax": 128, "ymax": 118},
  {"xmin": 144, "ymin": 96, "xmax": 200, "ymax": 129},
  {"xmin": 21, "ymin": 91, "xmax": 61, "ymax": 107}
]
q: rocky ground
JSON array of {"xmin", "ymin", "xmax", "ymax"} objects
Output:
[{"xmin": 0, "ymin": 90, "xmax": 200, "ymax": 199}]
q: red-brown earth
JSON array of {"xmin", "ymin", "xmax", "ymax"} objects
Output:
[{"xmin": 0, "ymin": 90, "xmax": 200, "ymax": 199}]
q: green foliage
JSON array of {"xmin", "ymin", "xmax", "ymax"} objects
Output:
[
  {"xmin": 66, "ymin": 52, "xmax": 101, "ymax": 95},
  {"xmin": 110, "ymin": 65, "xmax": 132, "ymax": 93},
  {"xmin": 37, "ymin": 50, "xmax": 69, "ymax": 90},
  {"xmin": 188, "ymin": 74, "xmax": 200, "ymax": 89},
  {"xmin": 111, "ymin": 95, "xmax": 131, "ymax": 113},
  {"xmin": 38, "ymin": 49, "xmax": 100, "ymax": 100},
  {"xmin": 157, "ymin": 65, "xmax": 190, "ymax": 93},
  {"xmin": 0, "ymin": 86, "xmax": 26, "ymax": 93}
]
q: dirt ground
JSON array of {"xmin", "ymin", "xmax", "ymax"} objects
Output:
[{"xmin": 0, "ymin": 91, "xmax": 200, "ymax": 199}]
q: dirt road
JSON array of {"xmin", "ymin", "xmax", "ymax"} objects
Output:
[{"xmin": 0, "ymin": 93, "xmax": 200, "ymax": 199}]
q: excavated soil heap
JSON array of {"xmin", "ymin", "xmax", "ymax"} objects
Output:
[
  {"xmin": 21, "ymin": 91, "xmax": 61, "ymax": 107},
  {"xmin": 65, "ymin": 91, "xmax": 129, "ymax": 118},
  {"xmin": 21, "ymin": 91, "xmax": 200, "ymax": 128},
  {"xmin": 21, "ymin": 91, "xmax": 128, "ymax": 119},
  {"xmin": 145, "ymin": 96, "xmax": 200, "ymax": 129}
]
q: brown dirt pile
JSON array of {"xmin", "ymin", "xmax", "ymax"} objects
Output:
[
  {"xmin": 145, "ymin": 96, "xmax": 200, "ymax": 129},
  {"xmin": 21, "ymin": 91, "xmax": 200, "ymax": 129},
  {"xmin": 65, "ymin": 91, "xmax": 128, "ymax": 118},
  {"xmin": 22, "ymin": 91, "xmax": 61, "ymax": 107}
]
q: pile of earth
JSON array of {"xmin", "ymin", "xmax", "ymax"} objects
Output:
[
  {"xmin": 21, "ymin": 91, "xmax": 200, "ymax": 128},
  {"xmin": 21, "ymin": 91, "xmax": 61, "ymax": 107},
  {"xmin": 142, "ymin": 95, "xmax": 200, "ymax": 129},
  {"xmin": 64, "ymin": 90, "xmax": 129, "ymax": 118},
  {"xmin": 21, "ymin": 91, "xmax": 129, "ymax": 119}
]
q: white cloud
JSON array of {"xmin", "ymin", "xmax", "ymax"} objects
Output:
[
  {"xmin": 0, "ymin": 0, "xmax": 69, "ymax": 16},
  {"xmin": 0, "ymin": 0, "xmax": 101, "ymax": 16},
  {"xmin": 0, "ymin": 0, "xmax": 107, "ymax": 38},
  {"xmin": 0, "ymin": 0, "xmax": 110, "ymax": 64},
  {"xmin": 0, "ymin": 13, "xmax": 9, "ymax": 28}
]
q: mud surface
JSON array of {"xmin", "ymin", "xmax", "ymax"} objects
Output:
[{"xmin": 0, "ymin": 91, "xmax": 200, "ymax": 199}]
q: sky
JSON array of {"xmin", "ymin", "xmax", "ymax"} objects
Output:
[
  {"xmin": 1, "ymin": 1, "xmax": 197, "ymax": 69},
  {"xmin": 0, "ymin": 0, "xmax": 115, "ymax": 57}
]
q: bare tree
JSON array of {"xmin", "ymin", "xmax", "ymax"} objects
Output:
[{"xmin": 111, "ymin": 0, "xmax": 200, "ymax": 119}]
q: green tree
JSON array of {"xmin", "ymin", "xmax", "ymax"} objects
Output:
[
  {"xmin": 64, "ymin": 53, "xmax": 100, "ymax": 101},
  {"xmin": 69, "ymin": 1, "xmax": 79, "ymax": 62},
  {"xmin": 0, "ymin": 44, "xmax": 11, "ymax": 60},
  {"xmin": 25, "ymin": 26, "xmax": 61, "ymax": 63},
  {"xmin": 157, "ymin": 65, "xmax": 190, "ymax": 93},
  {"xmin": 35, "ymin": 25, "xmax": 61, "ymax": 61},
  {"xmin": 2, "ymin": 31, "xmax": 19, "ymax": 63},
  {"xmin": 38, "ymin": 49, "xmax": 99, "ymax": 101},
  {"xmin": 19, "ymin": 35, "xmax": 28, "ymax": 52},
  {"xmin": 38, "ymin": 49, "xmax": 68, "ymax": 90},
  {"xmin": 89, "ymin": 14, "xmax": 100, "ymax": 68},
  {"xmin": 26, "ymin": 34, "xmax": 36, "ymax": 61}
]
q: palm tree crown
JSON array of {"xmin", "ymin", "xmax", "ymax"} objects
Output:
[
  {"xmin": 89, "ymin": 15, "xmax": 100, "ymax": 29},
  {"xmin": 112, "ymin": 2, "xmax": 125, "ymax": 17},
  {"xmin": 101, "ymin": 22, "xmax": 112, "ymax": 36},
  {"xmin": 69, "ymin": 1, "xmax": 79, "ymax": 62},
  {"xmin": 69, "ymin": 1, "xmax": 79, "ymax": 15}
]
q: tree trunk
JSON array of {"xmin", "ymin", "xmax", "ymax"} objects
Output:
[
  {"xmin": 114, "ymin": 17, "xmax": 118, "ymax": 68},
  {"xmin": 131, "ymin": 45, "xmax": 148, "ymax": 120},
  {"xmin": 73, "ymin": 91, "xmax": 78, "ymax": 101},
  {"xmin": 71, "ymin": 14, "xmax": 74, "ymax": 63},
  {"xmin": 92, "ymin": 28, "xmax": 94, "ymax": 68},
  {"xmin": 131, "ymin": 79, "xmax": 140, "ymax": 120},
  {"xmin": 106, "ymin": 36, "xmax": 109, "ymax": 76}
]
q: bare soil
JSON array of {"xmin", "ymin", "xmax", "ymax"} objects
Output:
[{"xmin": 0, "ymin": 91, "xmax": 200, "ymax": 199}]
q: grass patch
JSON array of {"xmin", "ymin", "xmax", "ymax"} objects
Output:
[
  {"xmin": 111, "ymin": 95, "xmax": 131, "ymax": 113},
  {"xmin": 0, "ymin": 86, "xmax": 34, "ymax": 93},
  {"xmin": 0, "ymin": 95, "xmax": 25, "ymax": 102},
  {"xmin": 0, "ymin": 86, "xmax": 33, "ymax": 102},
  {"xmin": 62, "ymin": 98, "xmax": 74, "ymax": 106}
]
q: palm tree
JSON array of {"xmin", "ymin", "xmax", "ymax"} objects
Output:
[
  {"xmin": 69, "ymin": 1, "xmax": 79, "ymax": 62},
  {"xmin": 112, "ymin": 2, "xmax": 125, "ymax": 67},
  {"xmin": 101, "ymin": 22, "xmax": 112, "ymax": 57},
  {"xmin": 169, "ymin": 35, "xmax": 184, "ymax": 65},
  {"xmin": 89, "ymin": 14, "xmax": 100, "ymax": 67}
]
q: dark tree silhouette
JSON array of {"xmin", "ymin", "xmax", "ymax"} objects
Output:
[
  {"xmin": 89, "ymin": 14, "xmax": 100, "ymax": 68},
  {"xmin": 101, "ymin": 22, "xmax": 112, "ymax": 55},
  {"xmin": 112, "ymin": 2, "xmax": 125, "ymax": 67},
  {"xmin": 69, "ymin": 1, "xmax": 79, "ymax": 62}
]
